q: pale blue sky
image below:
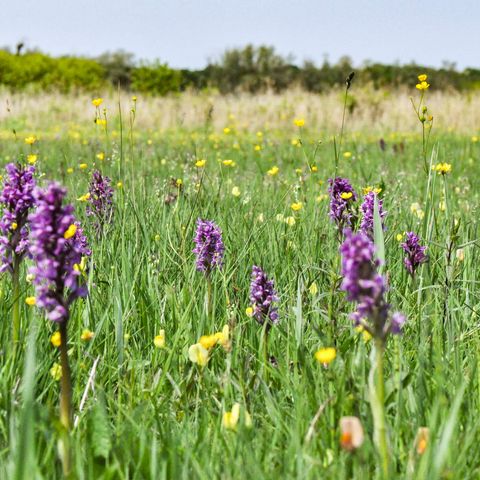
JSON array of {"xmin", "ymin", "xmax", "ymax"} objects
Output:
[{"xmin": 2, "ymin": 0, "xmax": 479, "ymax": 69}]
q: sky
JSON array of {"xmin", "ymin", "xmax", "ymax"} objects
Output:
[{"xmin": 1, "ymin": 0, "xmax": 479, "ymax": 70}]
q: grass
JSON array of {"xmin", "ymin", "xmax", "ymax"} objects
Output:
[{"xmin": 0, "ymin": 87, "xmax": 480, "ymax": 478}]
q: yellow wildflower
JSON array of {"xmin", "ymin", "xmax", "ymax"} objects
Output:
[
  {"xmin": 92, "ymin": 98, "xmax": 104, "ymax": 107},
  {"xmin": 222, "ymin": 159, "xmax": 235, "ymax": 167},
  {"xmin": 27, "ymin": 154, "xmax": 38, "ymax": 165},
  {"xmin": 25, "ymin": 296, "xmax": 36, "ymax": 306},
  {"xmin": 285, "ymin": 216, "xmax": 296, "ymax": 226},
  {"xmin": 195, "ymin": 159, "xmax": 206, "ymax": 168},
  {"xmin": 267, "ymin": 166, "xmax": 279, "ymax": 176},
  {"xmin": 231, "ymin": 186, "xmax": 241, "ymax": 197},
  {"xmin": 291, "ymin": 202, "xmax": 303, "ymax": 212},
  {"xmin": 309, "ymin": 282, "xmax": 318, "ymax": 296},
  {"xmin": 117, "ymin": 181, "xmax": 123, "ymax": 188},
  {"xmin": 396, "ymin": 233, "xmax": 404, "ymax": 242},
  {"xmin": 24, "ymin": 136, "xmax": 37, "ymax": 145},
  {"xmin": 363, "ymin": 186, "xmax": 382, "ymax": 195},
  {"xmin": 415, "ymin": 427, "xmax": 429, "ymax": 455},
  {"xmin": 188, "ymin": 343, "xmax": 209, "ymax": 367},
  {"xmin": 50, "ymin": 331, "xmax": 61, "ymax": 347},
  {"xmin": 50, "ymin": 363, "xmax": 62, "ymax": 381},
  {"xmin": 64, "ymin": 224, "xmax": 77, "ymax": 240},
  {"xmin": 199, "ymin": 334, "xmax": 218, "ymax": 350},
  {"xmin": 77, "ymin": 193, "xmax": 91, "ymax": 202},
  {"xmin": 223, "ymin": 127, "xmax": 231, "ymax": 134},
  {"xmin": 215, "ymin": 325, "xmax": 231, "ymax": 351},
  {"xmin": 254, "ymin": 145, "xmax": 262, "ymax": 151},
  {"xmin": 96, "ymin": 152, "xmax": 105, "ymax": 161},
  {"xmin": 418, "ymin": 74, "xmax": 428, "ymax": 82},
  {"xmin": 416, "ymin": 81, "xmax": 430, "ymax": 90},
  {"xmin": 343, "ymin": 151, "xmax": 352, "ymax": 158},
  {"xmin": 95, "ymin": 118, "xmax": 107, "ymax": 126},
  {"xmin": 81, "ymin": 329, "xmax": 95, "ymax": 342},
  {"xmin": 340, "ymin": 192, "xmax": 353, "ymax": 200},
  {"xmin": 293, "ymin": 118, "xmax": 305, "ymax": 127},
  {"xmin": 11, "ymin": 222, "xmax": 17, "ymax": 230},
  {"xmin": 67, "ymin": 168, "xmax": 74, "ymax": 174},
  {"xmin": 79, "ymin": 163, "xmax": 88, "ymax": 170},
  {"xmin": 314, "ymin": 347, "xmax": 336, "ymax": 365},
  {"xmin": 223, "ymin": 403, "xmax": 252, "ymax": 431},
  {"xmin": 154, "ymin": 329, "xmax": 165, "ymax": 348},
  {"xmin": 355, "ymin": 325, "xmax": 372, "ymax": 342},
  {"xmin": 433, "ymin": 162, "xmax": 451, "ymax": 175},
  {"xmin": 245, "ymin": 306, "xmax": 254, "ymax": 317}
]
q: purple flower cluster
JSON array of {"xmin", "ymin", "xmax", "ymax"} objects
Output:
[
  {"xmin": 29, "ymin": 183, "xmax": 91, "ymax": 323},
  {"xmin": 340, "ymin": 229, "xmax": 405, "ymax": 340},
  {"xmin": 360, "ymin": 192, "xmax": 386, "ymax": 240},
  {"xmin": 192, "ymin": 219, "xmax": 225, "ymax": 274},
  {"xmin": 86, "ymin": 169, "xmax": 114, "ymax": 233},
  {"xmin": 250, "ymin": 265, "xmax": 279, "ymax": 329},
  {"xmin": 328, "ymin": 177, "xmax": 357, "ymax": 230},
  {"xmin": 401, "ymin": 232, "xmax": 428, "ymax": 276},
  {"xmin": 0, "ymin": 163, "xmax": 36, "ymax": 273}
]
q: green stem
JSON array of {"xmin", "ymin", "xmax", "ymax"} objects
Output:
[
  {"xmin": 12, "ymin": 254, "xmax": 21, "ymax": 345},
  {"xmin": 59, "ymin": 321, "xmax": 72, "ymax": 477},
  {"xmin": 370, "ymin": 339, "xmax": 390, "ymax": 478}
]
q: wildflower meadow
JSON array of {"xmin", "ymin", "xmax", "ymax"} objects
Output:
[{"xmin": 0, "ymin": 73, "xmax": 480, "ymax": 479}]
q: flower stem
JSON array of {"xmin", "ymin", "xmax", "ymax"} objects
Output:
[
  {"xmin": 370, "ymin": 339, "xmax": 390, "ymax": 478},
  {"xmin": 12, "ymin": 254, "xmax": 21, "ymax": 345},
  {"xmin": 59, "ymin": 320, "xmax": 72, "ymax": 476}
]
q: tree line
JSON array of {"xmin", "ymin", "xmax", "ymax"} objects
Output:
[{"xmin": 1, "ymin": 44, "xmax": 479, "ymax": 94}]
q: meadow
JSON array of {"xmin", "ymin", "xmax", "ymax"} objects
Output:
[{"xmin": 0, "ymin": 80, "xmax": 479, "ymax": 479}]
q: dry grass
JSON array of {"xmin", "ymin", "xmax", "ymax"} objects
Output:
[{"xmin": 1, "ymin": 88, "xmax": 480, "ymax": 136}]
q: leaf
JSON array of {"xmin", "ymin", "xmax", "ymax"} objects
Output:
[
  {"xmin": 88, "ymin": 394, "xmax": 112, "ymax": 460},
  {"xmin": 373, "ymin": 194, "xmax": 385, "ymax": 271}
]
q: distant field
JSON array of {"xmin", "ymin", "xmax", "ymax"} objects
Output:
[{"xmin": 0, "ymin": 84, "xmax": 479, "ymax": 479}]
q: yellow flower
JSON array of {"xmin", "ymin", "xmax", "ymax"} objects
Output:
[
  {"xmin": 231, "ymin": 186, "xmax": 241, "ymax": 197},
  {"xmin": 26, "ymin": 273, "xmax": 35, "ymax": 283},
  {"xmin": 95, "ymin": 118, "xmax": 107, "ymax": 126},
  {"xmin": 416, "ymin": 81, "xmax": 430, "ymax": 90},
  {"xmin": 154, "ymin": 329, "xmax": 166, "ymax": 348},
  {"xmin": 77, "ymin": 193, "xmax": 91, "ymax": 202},
  {"xmin": 92, "ymin": 98, "xmax": 104, "ymax": 107},
  {"xmin": 396, "ymin": 233, "xmax": 404, "ymax": 242},
  {"xmin": 195, "ymin": 159, "xmax": 206, "ymax": 168},
  {"xmin": 410, "ymin": 202, "xmax": 425, "ymax": 220},
  {"xmin": 267, "ymin": 166, "xmax": 279, "ymax": 176},
  {"xmin": 222, "ymin": 403, "xmax": 252, "ymax": 431},
  {"xmin": 79, "ymin": 163, "xmax": 88, "ymax": 170},
  {"xmin": 310, "ymin": 165, "xmax": 318, "ymax": 172},
  {"xmin": 223, "ymin": 127, "xmax": 231, "ymax": 134},
  {"xmin": 188, "ymin": 343, "xmax": 209, "ymax": 367},
  {"xmin": 433, "ymin": 162, "xmax": 451, "ymax": 175},
  {"xmin": 316, "ymin": 194, "xmax": 328, "ymax": 202},
  {"xmin": 340, "ymin": 192, "xmax": 353, "ymax": 200},
  {"xmin": 256, "ymin": 131, "xmax": 263, "ymax": 138},
  {"xmin": 291, "ymin": 138, "xmax": 301, "ymax": 147},
  {"xmin": 96, "ymin": 152, "xmax": 105, "ymax": 161},
  {"xmin": 25, "ymin": 296, "xmax": 36, "ymax": 306},
  {"xmin": 285, "ymin": 216, "xmax": 296, "ymax": 226},
  {"xmin": 199, "ymin": 334, "xmax": 218, "ymax": 350},
  {"xmin": 27, "ymin": 154, "xmax": 38, "ymax": 165},
  {"xmin": 73, "ymin": 256, "xmax": 88, "ymax": 275},
  {"xmin": 24, "ymin": 136, "xmax": 37, "ymax": 145},
  {"xmin": 11, "ymin": 222, "xmax": 18, "ymax": 230},
  {"xmin": 64, "ymin": 224, "xmax": 77, "ymax": 239},
  {"xmin": 245, "ymin": 306, "xmax": 254, "ymax": 317},
  {"xmin": 343, "ymin": 151, "xmax": 352, "ymax": 158},
  {"xmin": 418, "ymin": 74, "xmax": 428, "ymax": 82},
  {"xmin": 314, "ymin": 347, "xmax": 336, "ymax": 365},
  {"xmin": 67, "ymin": 168, "xmax": 74, "ymax": 174},
  {"xmin": 309, "ymin": 282, "xmax": 318, "ymax": 296},
  {"xmin": 81, "ymin": 329, "xmax": 95, "ymax": 342},
  {"xmin": 215, "ymin": 325, "xmax": 231, "ymax": 351},
  {"xmin": 117, "ymin": 181, "xmax": 123, "ymax": 188},
  {"xmin": 132, "ymin": 96, "xmax": 137, "ymax": 102},
  {"xmin": 294, "ymin": 118, "xmax": 305, "ymax": 127},
  {"xmin": 291, "ymin": 202, "xmax": 303, "ymax": 212},
  {"xmin": 472, "ymin": 136, "xmax": 479, "ymax": 143},
  {"xmin": 254, "ymin": 145, "xmax": 262, "ymax": 151},
  {"xmin": 222, "ymin": 159, "xmax": 235, "ymax": 167},
  {"xmin": 50, "ymin": 363, "xmax": 62, "ymax": 381},
  {"xmin": 355, "ymin": 325, "xmax": 372, "ymax": 342},
  {"xmin": 50, "ymin": 331, "xmax": 61, "ymax": 347},
  {"xmin": 363, "ymin": 186, "xmax": 382, "ymax": 195}
]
